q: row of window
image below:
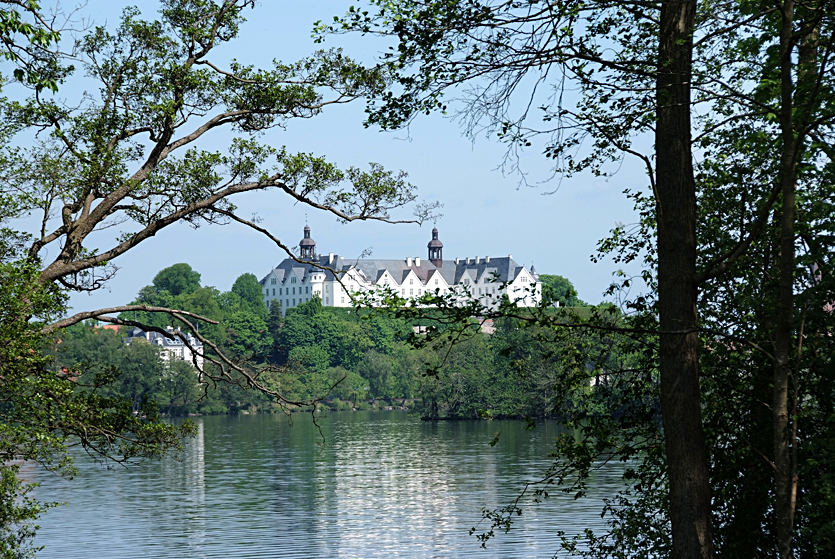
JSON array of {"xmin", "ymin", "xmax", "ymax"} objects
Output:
[
  {"xmin": 265, "ymin": 286, "xmax": 310, "ymax": 297},
  {"xmin": 266, "ymin": 278, "xmax": 531, "ymax": 298}
]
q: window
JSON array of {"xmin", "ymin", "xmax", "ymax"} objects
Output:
[
  {"xmin": 286, "ymin": 299, "xmax": 289, "ymax": 307},
  {"xmin": 306, "ymin": 287, "xmax": 309, "ymax": 294},
  {"xmin": 272, "ymin": 288, "xmax": 275, "ymax": 296},
  {"xmin": 435, "ymin": 279, "xmax": 438, "ymax": 285},
  {"xmin": 292, "ymin": 299, "xmax": 296, "ymax": 306},
  {"xmin": 325, "ymin": 297, "xmax": 329, "ymax": 304},
  {"xmin": 479, "ymin": 288, "xmax": 482, "ymax": 295},
  {"xmin": 292, "ymin": 287, "xmax": 296, "ymax": 295},
  {"xmin": 401, "ymin": 289, "xmax": 405, "ymax": 296},
  {"xmin": 410, "ymin": 289, "xmax": 414, "ymax": 296},
  {"xmin": 410, "ymin": 278, "xmax": 414, "ymax": 285},
  {"xmin": 291, "ymin": 277, "xmax": 296, "ymax": 284},
  {"xmin": 341, "ymin": 296, "xmax": 345, "ymax": 304}
]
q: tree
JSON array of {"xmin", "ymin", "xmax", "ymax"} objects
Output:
[
  {"xmin": 0, "ymin": 0, "xmax": 434, "ymax": 552},
  {"xmin": 231, "ymin": 273, "xmax": 267, "ymax": 315},
  {"xmin": 0, "ymin": 262, "xmax": 192, "ymax": 558},
  {"xmin": 322, "ymin": 0, "xmax": 835, "ymax": 557},
  {"xmin": 323, "ymin": 1, "xmax": 709, "ymax": 554},
  {"xmin": 539, "ymin": 274, "xmax": 586, "ymax": 307},
  {"xmin": 152, "ymin": 263, "xmax": 202, "ymax": 297},
  {"xmin": 115, "ymin": 339, "xmax": 168, "ymax": 413},
  {"xmin": 221, "ymin": 310, "xmax": 271, "ymax": 358},
  {"xmin": 7, "ymin": 0, "xmax": 437, "ymax": 395}
]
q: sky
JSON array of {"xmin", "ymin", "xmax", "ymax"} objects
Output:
[{"xmin": 21, "ymin": 1, "xmax": 651, "ymax": 313}]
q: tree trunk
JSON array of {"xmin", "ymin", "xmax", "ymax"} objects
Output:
[
  {"xmin": 656, "ymin": 1, "xmax": 715, "ymax": 558},
  {"xmin": 774, "ymin": 2, "xmax": 798, "ymax": 557}
]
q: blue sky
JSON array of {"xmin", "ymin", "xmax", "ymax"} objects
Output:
[{"xmin": 32, "ymin": 1, "xmax": 649, "ymax": 312}]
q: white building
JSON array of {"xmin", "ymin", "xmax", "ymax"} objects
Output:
[
  {"xmin": 126, "ymin": 326, "xmax": 205, "ymax": 370},
  {"xmin": 260, "ymin": 226, "xmax": 541, "ymax": 315}
]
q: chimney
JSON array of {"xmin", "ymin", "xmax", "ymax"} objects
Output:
[
  {"xmin": 486, "ymin": 256, "xmax": 491, "ymax": 263},
  {"xmin": 475, "ymin": 256, "xmax": 481, "ymax": 264},
  {"xmin": 508, "ymin": 254, "xmax": 513, "ymax": 260},
  {"xmin": 466, "ymin": 257, "xmax": 471, "ymax": 264},
  {"xmin": 329, "ymin": 252, "xmax": 334, "ymax": 265},
  {"xmin": 407, "ymin": 257, "xmax": 413, "ymax": 266},
  {"xmin": 415, "ymin": 257, "xmax": 421, "ymax": 266},
  {"xmin": 455, "ymin": 257, "xmax": 460, "ymax": 264}
]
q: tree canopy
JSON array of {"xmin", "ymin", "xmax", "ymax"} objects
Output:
[
  {"xmin": 0, "ymin": 1, "xmax": 436, "ymax": 554},
  {"xmin": 321, "ymin": 0, "xmax": 835, "ymax": 557},
  {"xmin": 152, "ymin": 263, "xmax": 202, "ymax": 297},
  {"xmin": 539, "ymin": 274, "xmax": 586, "ymax": 307}
]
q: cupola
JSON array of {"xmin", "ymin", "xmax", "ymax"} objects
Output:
[
  {"xmin": 427, "ymin": 227, "xmax": 444, "ymax": 267},
  {"xmin": 300, "ymin": 225, "xmax": 316, "ymax": 259}
]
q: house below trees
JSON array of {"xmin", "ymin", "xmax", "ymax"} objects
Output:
[{"xmin": 126, "ymin": 326, "xmax": 204, "ymax": 370}]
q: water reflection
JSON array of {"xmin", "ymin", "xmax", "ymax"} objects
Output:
[{"xmin": 34, "ymin": 412, "xmax": 625, "ymax": 559}]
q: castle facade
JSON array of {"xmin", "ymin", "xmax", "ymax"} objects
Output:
[{"xmin": 260, "ymin": 226, "xmax": 541, "ymax": 314}]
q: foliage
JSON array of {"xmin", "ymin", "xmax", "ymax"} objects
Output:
[
  {"xmin": 0, "ymin": 464, "xmax": 53, "ymax": 559},
  {"xmin": 152, "ymin": 264, "xmax": 202, "ymax": 297},
  {"xmin": 321, "ymin": 0, "xmax": 835, "ymax": 557},
  {"xmin": 538, "ymin": 274, "xmax": 587, "ymax": 308},
  {"xmin": 231, "ymin": 273, "xmax": 268, "ymax": 318},
  {"xmin": 60, "ymin": 261, "xmax": 599, "ymax": 421},
  {"xmin": 0, "ymin": 261, "xmax": 194, "ymax": 556},
  {"xmin": 0, "ymin": 0, "xmax": 434, "ymax": 552},
  {"xmin": 0, "ymin": 1, "xmax": 60, "ymax": 92}
]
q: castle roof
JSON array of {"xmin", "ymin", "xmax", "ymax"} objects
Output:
[{"xmin": 261, "ymin": 254, "xmax": 526, "ymax": 287}]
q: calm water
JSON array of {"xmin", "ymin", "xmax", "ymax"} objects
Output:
[{"xmin": 32, "ymin": 411, "xmax": 624, "ymax": 558}]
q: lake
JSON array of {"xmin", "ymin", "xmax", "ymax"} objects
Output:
[{"xmin": 33, "ymin": 411, "xmax": 625, "ymax": 558}]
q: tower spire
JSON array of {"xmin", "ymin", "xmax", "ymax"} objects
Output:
[
  {"xmin": 300, "ymin": 224, "xmax": 316, "ymax": 259},
  {"xmin": 427, "ymin": 227, "xmax": 443, "ymax": 267}
]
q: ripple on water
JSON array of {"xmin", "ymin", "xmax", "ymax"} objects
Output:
[{"xmin": 34, "ymin": 412, "xmax": 625, "ymax": 559}]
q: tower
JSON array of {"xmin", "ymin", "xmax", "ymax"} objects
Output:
[
  {"xmin": 427, "ymin": 227, "xmax": 443, "ymax": 267},
  {"xmin": 300, "ymin": 225, "xmax": 316, "ymax": 259}
]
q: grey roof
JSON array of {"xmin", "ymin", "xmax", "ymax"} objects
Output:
[
  {"xmin": 451, "ymin": 257, "xmax": 523, "ymax": 284},
  {"xmin": 263, "ymin": 254, "xmax": 527, "ymax": 287},
  {"xmin": 261, "ymin": 254, "xmax": 348, "ymax": 285}
]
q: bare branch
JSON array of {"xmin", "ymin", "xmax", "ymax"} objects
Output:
[{"xmin": 43, "ymin": 305, "xmax": 218, "ymax": 334}]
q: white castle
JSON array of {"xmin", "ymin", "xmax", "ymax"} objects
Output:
[{"xmin": 260, "ymin": 226, "xmax": 541, "ymax": 314}]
